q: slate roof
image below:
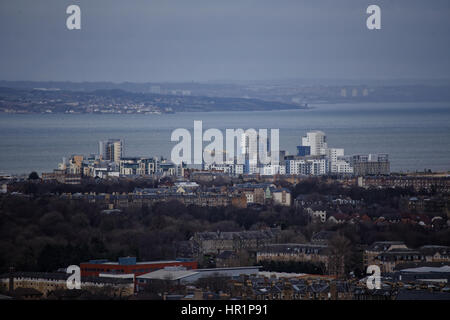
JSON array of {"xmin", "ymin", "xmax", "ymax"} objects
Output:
[
  {"xmin": 195, "ymin": 229, "xmax": 279, "ymax": 241},
  {"xmin": 258, "ymin": 243, "xmax": 328, "ymax": 254},
  {"xmin": 419, "ymin": 245, "xmax": 450, "ymax": 256},
  {"xmin": 0, "ymin": 272, "xmax": 133, "ymax": 284},
  {"xmin": 396, "ymin": 289, "xmax": 450, "ymax": 300},
  {"xmin": 311, "ymin": 231, "xmax": 337, "ymax": 242},
  {"xmin": 366, "ymin": 241, "xmax": 407, "ymax": 252}
]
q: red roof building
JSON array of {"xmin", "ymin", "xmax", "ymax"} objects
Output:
[{"xmin": 80, "ymin": 257, "xmax": 197, "ymax": 277}]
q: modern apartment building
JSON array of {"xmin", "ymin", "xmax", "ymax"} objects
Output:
[
  {"xmin": 285, "ymin": 155, "xmax": 329, "ymax": 175},
  {"xmin": 301, "ymin": 131, "xmax": 328, "ymax": 156},
  {"xmin": 99, "ymin": 139, "xmax": 123, "ymax": 164},
  {"xmin": 296, "ymin": 131, "xmax": 353, "ymax": 174},
  {"xmin": 256, "ymin": 243, "xmax": 330, "ymax": 269},
  {"xmin": 350, "ymin": 154, "xmax": 390, "ymax": 176}
]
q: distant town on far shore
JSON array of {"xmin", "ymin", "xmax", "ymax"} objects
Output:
[{"xmin": 1, "ymin": 80, "xmax": 450, "ymax": 114}]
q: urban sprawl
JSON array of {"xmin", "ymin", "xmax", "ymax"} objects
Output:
[{"xmin": 0, "ymin": 131, "xmax": 449, "ymax": 300}]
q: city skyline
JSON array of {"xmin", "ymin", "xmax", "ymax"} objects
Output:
[{"xmin": 0, "ymin": 0, "xmax": 449, "ymax": 304}]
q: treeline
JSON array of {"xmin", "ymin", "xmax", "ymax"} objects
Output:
[
  {"xmin": 0, "ymin": 177, "xmax": 448, "ymax": 274},
  {"xmin": 292, "ymin": 177, "xmax": 419, "ymax": 207},
  {"xmin": 0, "ymin": 194, "xmax": 297, "ymax": 273}
]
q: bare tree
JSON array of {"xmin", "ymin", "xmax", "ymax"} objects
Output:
[{"xmin": 326, "ymin": 234, "xmax": 352, "ymax": 279}]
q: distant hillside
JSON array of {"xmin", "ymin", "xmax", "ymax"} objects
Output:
[
  {"xmin": 1, "ymin": 80, "xmax": 450, "ymax": 105},
  {"xmin": 0, "ymin": 87, "xmax": 307, "ymax": 114}
]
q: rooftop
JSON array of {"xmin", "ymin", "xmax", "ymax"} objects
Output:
[
  {"xmin": 400, "ymin": 265, "xmax": 450, "ymax": 273},
  {"xmin": 137, "ymin": 269, "xmax": 198, "ymax": 281},
  {"xmin": 82, "ymin": 258, "xmax": 186, "ymax": 266}
]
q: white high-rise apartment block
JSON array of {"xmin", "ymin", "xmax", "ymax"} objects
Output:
[
  {"xmin": 326, "ymin": 148, "xmax": 353, "ymax": 173},
  {"xmin": 99, "ymin": 139, "xmax": 123, "ymax": 164},
  {"xmin": 241, "ymin": 131, "xmax": 259, "ymax": 161},
  {"xmin": 261, "ymin": 164, "xmax": 286, "ymax": 176},
  {"xmin": 286, "ymin": 158, "xmax": 328, "ymax": 175},
  {"xmin": 332, "ymin": 160, "xmax": 354, "ymax": 174},
  {"xmin": 247, "ymin": 161, "xmax": 260, "ymax": 174},
  {"xmin": 287, "ymin": 159, "xmax": 306, "ymax": 175},
  {"xmin": 308, "ymin": 158, "xmax": 328, "ymax": 175},
  {"xmin": 326, "ymin": 148, "xmax": 344, "ymax": 163},
  {"xmin": 241, "ymin": 130, "xmax": 271, "ymax": 174},
  {"xmin": 301, "ymin": 131, "xmax": 328, "ymax": 156}
]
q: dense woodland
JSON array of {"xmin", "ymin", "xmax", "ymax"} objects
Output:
[{"xmin": 0, "ymin": 178, "xmax": 448, "ymax": 275}]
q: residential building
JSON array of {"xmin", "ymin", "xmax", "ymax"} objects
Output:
[
  {"xmin": 256, "ymin": 243, "xmax": 329, "ymax": 270},
  {"xmin": 306, "ymin": 208, "xmax": 327, "ymax": 223},
  {"xmin": 363, "ymin": 241, "xmax": 409, "ymax": 267},
  {"xmin": 0, "ymin": 271, "xmax": 135, "ymax": 298},
  {"xmin": 296, "ymin": 145, "xmax": 311, "ymax": 156},
  {"xmin": 361, "ymin": 175, "xmax": 450, "ymax": 193},
  {"xmin": 301, "ymin": 131, "xmax": 328, "ymax": 156},
  {"xmin": 331, "ymin": 159, "xmax": 354, "ymax": 174},
  {"xmin": 364, "ymin": 242, "xmax": 450, "ymax": 273},
  {"xmin": 191, "ymin": 229, "xmax": 280, "ymax": 256},
  {"xmin": 285, "ymin": 155, "xmax": 328, "ymax": 175},
  {"xmin": 272, "ymin": 188, "xmax": 291, "ymax": 206},
  {"xmin": 350, "ymin": 154, "xmax": 390, "ymax": 176},
  {"xmin": 41, "ymin": 170, "xmax": 82, "ymax": 185},
  {"xmin": 99, "ymin": 139, "xmax": 123, "ymax": 163}
]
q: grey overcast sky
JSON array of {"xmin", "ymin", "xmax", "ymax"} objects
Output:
[{"xmin": 0, "ymin": 0, "xmax": 449, "ymax": 82}]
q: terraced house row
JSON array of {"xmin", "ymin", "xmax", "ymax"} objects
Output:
[
  {"xmin": 364, "ymin": 241, "xmax": 450, "ymax": 273},
  {"xmin": 57, "ymin": 182, "xmax": 292, "ymax": 209}
]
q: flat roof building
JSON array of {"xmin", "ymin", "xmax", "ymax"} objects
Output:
[
  {"xmin": 80, "ymin": 257, "xmax": 197, "ymax": 277},
  {"xmin": 135, "ymin": 266, "xmax": 261, "ymax": 291}
]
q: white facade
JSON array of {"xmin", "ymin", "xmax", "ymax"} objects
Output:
[
  {"xmin": 301, "ymin": 131, "xmax": 327, "ymax": 156},
  {"xmin": 244, "ymin": 191, "xmax": 254, "ymax": 204},
  {"xmin": 327, "ymin": 148, "xmax": 354, "ymax": 173},
  {"xmin": 331, "ymin": 159, "xmax": 354, "ymax": 174},
  {"xmin": 175, "ymin": 181, "xmax": 200, "ymax": 188},
  {"xmin": 93, "ymin": 167, "xmax": 109, "ymax": 178},
  {"xmin": 246, "ymin": 160, "xmax": 259, "ymax": 174},
  {"xmin": 261, "ymin": 164, "xmax": 286, "ymax": 176},
  {"xmin": 241, "ymin": 131, "xmax": 258, "ymax": 161},
  {"xmin": 306, "ymin": 208, "xmax": 327, "ymax": 223},
  {"xmin": 234, "ymin": 164, "xmax": 244, "ymax": 175},
  {"xmin": 287, "ymin": 159, "xmax": 306, "ymax": 175},
  {"xmin": 326, "ymin": 148, "xmax": 344, "ymax": 163},
  {"xmin": 309, "ymin": 159, "xmax": 328, "ymax": 175},
  {"xmin": 99, "ymin": 139, "xmax": 123, "ymax": 164},
  {"xmin": 286, "ymin": 158, "xmax": 328, "ymax": 175},
  {"xmin": 272, "ymin": 190, "xmax": 291, "ymax": 206}
]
